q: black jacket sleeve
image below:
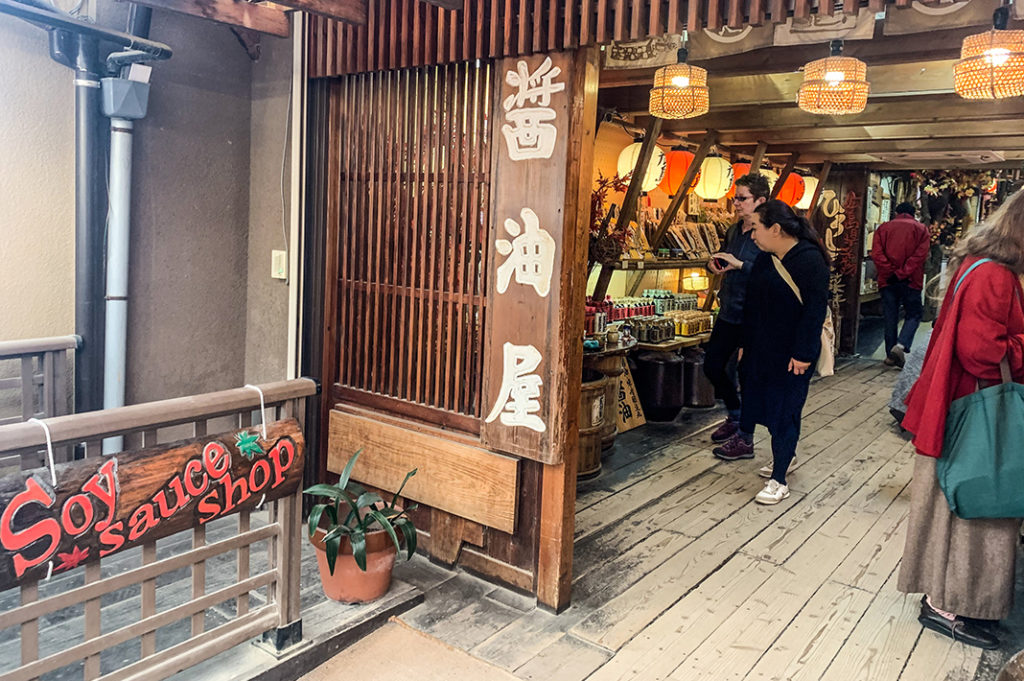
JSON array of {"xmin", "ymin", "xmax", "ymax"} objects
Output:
[{"xmin": 790, "ymin": 247, "xmax": 830, "ymax": 364}]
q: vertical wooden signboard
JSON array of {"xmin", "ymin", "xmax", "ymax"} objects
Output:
[{"xmin": 481, "ymin": 52, "xmax": 575, "ymax": 465}]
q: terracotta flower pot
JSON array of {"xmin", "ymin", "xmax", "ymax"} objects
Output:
[{"xmin": 310, "ymin": 527, "xmax": 397, "ymax": 603}]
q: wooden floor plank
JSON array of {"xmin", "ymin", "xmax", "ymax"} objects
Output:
[
  {"xmin": 513, "ymin": 634, "xmax": 612, "ymax": 681},
  {"xmin": 898, "ymin": 624, "xmax": 983, "ymax": 681},
  {"xmin": 471, "ymin": 609, "xmax": 568, "ymax": 671},
  {"xmin": 586, "ymin": 554, "xmax": 775, "ymax": 681},
  {"xmin": 575, "ymin": 441, "xmax": 704, "ymax": 513},
  {"xmin": 574, "ymin": 450, "xmax": 719, "ymax": 541},
  {"xmin": 742, "ymin": 579, "xmax": 878, "ymax": 681},
  {"xmin": 817, "ymin": 569, "xmax": 924, "ymax": 681}
]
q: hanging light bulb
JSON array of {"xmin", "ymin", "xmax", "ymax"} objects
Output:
[
  {"xmin": 954, "ymin": 6, "xmax": 1024, "ymax": 99},
  {"xmin": 797, "ymin": 40, "xmax": 870, "ymax": 115},
  {"xmin": 649, "ymin": 48, "xmax": 710, "ymax": 120},
  {"xmin": 617, "ymin": 139, "xmax": 667, "ymax": 193}
]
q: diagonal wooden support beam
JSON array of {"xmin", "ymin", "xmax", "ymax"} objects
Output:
[
  {"xmin": 749, "ymin": 141, "xmax": 768, "ymax": 172},
  {"xmin": 650, "ymin": 130, "xmax": 718, "ymax": 251},
  {"xmin": 769, "ymin": 152, "xmax": 800, "ymax": 200},
  {"xmin": 807, "ymin": 161, "xmax": 832, "ymax": 213},
  {"xmin": 591, "ymin": 116, "xmax": 663, "ymax": 303}
]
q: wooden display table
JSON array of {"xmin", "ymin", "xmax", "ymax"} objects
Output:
[{"xmin": 634, "ymin": 332, "xmax": 711, "ymax": 352}]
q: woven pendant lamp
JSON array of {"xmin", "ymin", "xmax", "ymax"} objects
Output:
[
  {"xmin": 954, "ymin": 6, "xmax": 1024, "ymax": 99},
  {"xmin": 649, "ymin": 48, "xmax": 710, "ymax": 120},
  {"xmin": 797, "ymin": 40, "xmax": 869, "ymax": 115}
]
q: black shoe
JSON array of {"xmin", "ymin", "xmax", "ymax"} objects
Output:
[
  {"xmin": 918, "ymin": 599, "xmax": 1000, "ymax": 650},
  {"xmin": 888, "ymin": 344, "xmax": 906, "ymax": 369}
]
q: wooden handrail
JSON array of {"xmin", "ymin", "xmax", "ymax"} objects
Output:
[
  {"xmin": 0, "ymin": 335, "xmax": 80, "ymax": 358},
  {"xmin": 0, "ymin": 378, "xmax": 318, "ymax": 451}
]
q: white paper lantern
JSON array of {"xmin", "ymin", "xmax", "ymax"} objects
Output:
[
  {"xmin": 617, "ymin": 143, "xmax": 667, "ymax": 193},
  {"xmin": 796, "ymin": 176, "xmax": 819, "ymax": 210},
  {"xmin": 760, "ymin": 168, "xmax": 779, "ymax": 191},
  {"xmin": 693, "ymin": 156, "xmax": 734, "ymax": 200}
]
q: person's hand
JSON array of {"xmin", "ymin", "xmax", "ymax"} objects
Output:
[
  {"xmin": 789, "ymin": 358, "xmax": 811, "ymax": 375},
  {"xmin": 711, "ymin": 252, "xmax": 743, "ymax": 273}
]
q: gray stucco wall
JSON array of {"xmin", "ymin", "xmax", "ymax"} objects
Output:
[{"xmin": 0, "ymin": 2, "xmax": 293, "ymax": 408}]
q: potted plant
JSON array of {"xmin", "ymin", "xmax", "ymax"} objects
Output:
[{"xmin": 304, "ymin": 450, "xmax": 418, "ymax": 603}]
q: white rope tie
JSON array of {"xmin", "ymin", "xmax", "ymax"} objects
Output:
[
  {"xmin": 27, "ymin": 418, "xmax": 57, "ymax": 487},
  {"xmin": 27, "ymin": 418, "xmax": 57, "ymax": 581},
  {"xmin": 243, "ymin": 384, "xmax": 268, "ymax": 440}
]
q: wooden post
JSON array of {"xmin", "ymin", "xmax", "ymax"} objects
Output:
[
  {"xmin": 808, "ymin": 161, "xmax": 832, "ymax": 212},
  {"xmin": 536, "ymin": 47, "xmax": 600, "ymax": 613},
  {"xmin": 769, "ymin": 152, "xmax": 800, "ymax": 200},
  {"xmin": 650, "ymin": 130, "xmax": 718, "ymax": 250},
  {"xmin": 749, "ymin": 141, "xmax": 768, "ymax": 171}
]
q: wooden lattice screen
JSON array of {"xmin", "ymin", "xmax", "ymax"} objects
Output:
[{"xmin": 326, "ymin": 61, "xmax": 494, "ymax": 433}]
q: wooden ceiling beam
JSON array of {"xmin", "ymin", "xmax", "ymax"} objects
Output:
[
  {"xmin": 751, "ymin": 136, "xmax": 1024, "ymax": 156},
  {"xmin": 270, "ymin": 0, "xmax": 366, "ymax": 23},
  {"xmin": 130, "ymin": 0, "xmax": 290, "ymax": 36},
  {"xmin": 711, "ymin": 120, "xmax": 1024, "ymax": 146},
  {"xmin": 421, "ymin": 0, "xmax": 462, "ymax": 7},
  {"xmin": 633, "ymin": 98, "xmax": 1024, "ymax": 135}
]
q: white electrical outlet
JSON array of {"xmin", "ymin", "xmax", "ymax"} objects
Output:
[{"xmin": 271, "ymin": 250, "xmax": 288, "ymax": 280}]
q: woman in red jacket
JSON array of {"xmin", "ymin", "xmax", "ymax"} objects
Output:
[{"xmin": 898, "ymin": 189, "xmax": 1024, "ymax": 649}]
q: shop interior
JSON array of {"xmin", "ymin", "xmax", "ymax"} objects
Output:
[{"xmin": 579, "ymin": 21, "xmax": 1024, "ymax": 479}]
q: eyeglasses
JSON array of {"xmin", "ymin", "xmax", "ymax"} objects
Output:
[{"xmin": 735, "ymin": 195, "xmax": 754, "ymax": 202}]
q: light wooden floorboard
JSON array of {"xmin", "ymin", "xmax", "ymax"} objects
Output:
[{"xmin": 389, "ymin": 361, "xmax": 988, "ymax": 681}]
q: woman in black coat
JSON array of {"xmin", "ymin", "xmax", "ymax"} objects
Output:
[{"xmin": 715, "ymin": 200, "xmax": 831, "ymax": 504}]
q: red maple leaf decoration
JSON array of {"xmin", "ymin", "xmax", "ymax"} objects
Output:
[{"xmin": 54, "ymin": 545, "xmax": 90, "ymax": 572}]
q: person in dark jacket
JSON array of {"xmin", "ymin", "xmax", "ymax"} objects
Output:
[
  {"xmin": 717, "ymin": 200, "xmax": 830, "ymax": 504},
  {"xmin": 871, "ymin": 202, "xmax": 931, "ymax": 368},
  {"xmin": 704, "ymin": 173, "xmax": 770, "ymax": 461}
]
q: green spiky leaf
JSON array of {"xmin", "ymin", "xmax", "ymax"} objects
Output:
[{"xmin": 235, "ymin": 431, "xmax": 264, "ymax": 460}]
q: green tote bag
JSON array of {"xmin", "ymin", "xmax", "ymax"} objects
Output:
[{"xmin": 935, "ymin": 258, "xmax": 1024, "ymax": 519}]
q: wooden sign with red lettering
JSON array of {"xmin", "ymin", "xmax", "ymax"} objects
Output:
[{"xmin": 0, "ymin": 419, "xmax": 304, "ymax": 592}]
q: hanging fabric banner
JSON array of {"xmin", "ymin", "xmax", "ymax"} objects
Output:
[
  {"xmin": 604, "ymin": 34, "xmax": 683, "ymax": 70},
  {"xmin": 773, "ymin": 13, "xmax": 876, "ymax": 46},
  {"xmin": 688, "ymin": 25, "xmax": 774, "ymax": 60},
  {"xmin": 883, "ymin": 0, "xmax": 1000, "ymax": 36}
]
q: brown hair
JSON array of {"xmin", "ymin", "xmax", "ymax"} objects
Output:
[
  {"xmin": 946, "ymin": 188, "xmax": 1024, "ymax": 287},
  {"xmin": 735, "ymin": 172, "xmax": 771, "ymax": 200}
]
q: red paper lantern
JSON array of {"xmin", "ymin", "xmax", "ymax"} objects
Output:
[
  {"xmin": 726, "ymin": 163, "xmax": 750, "ymax": 198},
  {"xmin": 658, "ymin": 148, "xmax": 700, "ymax": 195},
  {"xmin": 775, "ymin": 173, "xmax": 806, "ymax": 206}
]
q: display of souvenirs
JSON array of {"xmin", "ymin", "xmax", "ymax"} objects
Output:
[
  {"xmin": 665, "ymin": 310, "xmax": 713, "ymax": 336},
  {"xmin": 631, "ymin": 316, "xmax": 676, "ymax": 344}
]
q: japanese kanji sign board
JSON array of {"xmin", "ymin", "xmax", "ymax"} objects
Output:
[
  {"xmin": 482, "ymin": 52, "xmax": 577, "ymax": 464},
  {"xmin": 615, "ymin": 358, "xmax": 646, "ymax": 432},
  {"xmin": 0, "ymin": 419, "xmax": 304, "ymax": 592}
]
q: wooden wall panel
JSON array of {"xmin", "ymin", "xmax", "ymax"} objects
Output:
[
  {"xmin": 308, "ymin": 0, "xmax": 879, "ymax": 77},
  {"xmin": 328, "ymin": 409, "xmax": 519, "ymax": 532}
]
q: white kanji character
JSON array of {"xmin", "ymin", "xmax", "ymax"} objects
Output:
[
  {"xmin": 495, "ymin": 208, "xmax": 556, "ymax": 297},
  {"xmin": 500, "ymin": 57, "xmax": 566, "ymax": 161},
  {"xmin": 502, "ymin": 57, "xmax": 565, "ymax": 111},
  {"xmin": 485, "ymin": 343, "xmax": 546, "ymax": 433}
]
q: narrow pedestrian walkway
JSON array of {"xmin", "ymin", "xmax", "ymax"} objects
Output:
[{"xmin": 301, "ymin": 360, "xmax": 1019, "ymax": 681}]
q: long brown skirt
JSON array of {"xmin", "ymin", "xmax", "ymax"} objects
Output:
[{"xmin": 897, "ymin": 455, "xmax": 1020, "ymax": 619}]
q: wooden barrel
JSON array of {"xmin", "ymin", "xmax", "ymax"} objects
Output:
[{"xmin": 578, "ymin": 376, "xmax": 609, "ymax": 481}]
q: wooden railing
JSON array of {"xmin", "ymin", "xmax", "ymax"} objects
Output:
[
  {"xmin": 0, "ymin": 378, "xmax": 318, "ymax": 681},
  {"xmin": 0, "ymin": 335, "xmax": 78, "ymax": 426}
]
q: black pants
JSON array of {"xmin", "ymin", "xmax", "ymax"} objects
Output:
[
  {"xmin": 881, "ymin": 282, "xmax": 923, "ymax": 354},
  {"xmin": 770, "ymin": 415, "xmax": 801, "ymax": 485},
  {"xmin": 703, "ymin": 320, "xmax": 743, "ymax": 414}
]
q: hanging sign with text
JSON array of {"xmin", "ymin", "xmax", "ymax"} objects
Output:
[
  {"xmin": 481, "ymin": 52, "xmax": 575, "ymax": 464},
  {"xmin": 0, "ymin": 419, "xmax": 304, "ymax": 592}
]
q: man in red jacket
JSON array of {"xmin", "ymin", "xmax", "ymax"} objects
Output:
[{"xmin": 871, "ymin": 202, "xmax": 931, "ymax": 368}]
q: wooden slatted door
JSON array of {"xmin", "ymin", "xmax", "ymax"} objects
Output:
[
  {"xmin": 316, "ymin": 50, "xmax": 598, "ymax": 610},
  {"xmin": 325, "ymin": 61, "xmax": 493, "ymax": 434}
]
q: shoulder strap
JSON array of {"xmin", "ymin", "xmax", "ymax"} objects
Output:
[
  {"xmin": 953, "ymin": 258, "xmax": 993, "ymax": 296},
  {"xmin": 771, "ymin": 255, "xmax": 802, "ymax": 304}
]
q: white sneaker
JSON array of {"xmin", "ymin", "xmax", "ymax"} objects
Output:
[
  {"xmin": 758, "ymin": 456, "xmax": 796, "ymax": 479},
  {"xmin": 755, "ymin": 479, "xmax": 790, "ymax": 505}
]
